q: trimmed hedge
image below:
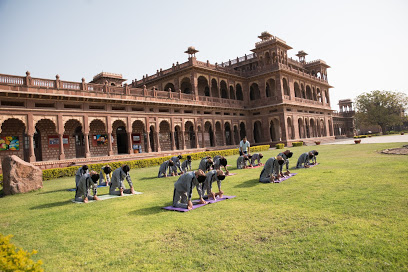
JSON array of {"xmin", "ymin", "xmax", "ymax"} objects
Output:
[
  {"xmin": 292, "ymin": 142, "xmax": 303, "ymax": 147},
  {"xmin": 276, "ymin": 143, "xmax": 285, "ymax": 149},
  {"xmin": 0, "ymin": 234, "xmax": 43, "ymax": 272},
  {"xmin": 0, "ymin": 145, "xmax": 270, "ymax": 182}
]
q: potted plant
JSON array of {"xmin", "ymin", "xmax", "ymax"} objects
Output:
[
  {"xmin": 354, "ymin": 139, "xmax": 361, "ymax": 144},
  {"xmin": 401, "ymin": 132, "xmax": 405, "ymax": 135},
  {"xmin": 315, "ymin": 141, "xmax": 321, "ymax": 145}
]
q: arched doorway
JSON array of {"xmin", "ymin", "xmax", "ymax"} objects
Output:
[
  {"xmin": 34, "ymin": 127, "xmax": 42, "ymax": 161},
  {"xmin": 253, "ymin": 121, "xmax": 262, "ymax": 143},
  {"xmin": 74, "ymin": 126, "xmax": 85, "ymax": 158},
  {"xmin": 225, "ymin": 122, "xmax": 232, "ymax": 145},
  {"xmin": 240, "ymin": 122, "xmax": 246, "ymax": 140},
  {"xmin": 116, "ymin": 126, "xmax": 128, "ymax": 154},
  {"xmin": 204, "ymin": 122, "xmax": 214, "ymax": 147},
  {"xmin": 270, "ymin": 120, "xmax": 276, "ymax": 141},
  {"xmin": 174, "ymin": 126, "xmax": 181, "ymax": 150},
  {"xmin": 149, "ymin": 126, "xmax": 155, "ymax": 152}
]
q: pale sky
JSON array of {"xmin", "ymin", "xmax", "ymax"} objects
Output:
[{"xmin": 0, "ymin": 0, "xmax": 407, "ymax": 110}]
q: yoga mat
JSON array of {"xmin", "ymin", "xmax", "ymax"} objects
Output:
[
  {"xmin": 274, "ymin": 173, "xmax": 298, "ymax": 183},
  {"xmin": 226, "ymin": 173, "xmax": 237, "ymax": 176},
  {"xmin": 162, "ymin": 195, "xmax": 236, "ymax": 212},
  {"xmin": 67, "ymin": 184, "xmax": 110, "ymax": 191},
  {"xmin": 71, "ymin": 192, "xmax": 143, "ymax": 204},
  {"xmin": 308, "ymin": 163, "xmax": 319, "ymax": 168},
  {"xmin": 246, "ymin": 165, "xmax": 261, "ymax": 169}
]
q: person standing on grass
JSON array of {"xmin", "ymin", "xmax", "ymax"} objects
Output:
[
  {"xmin": 99, "ymin": 165, "xmax": 112, "ymax": 186},
  {"xmin": 277, "ymin": 150, "xmax": 293, "ymax": 176},
  {"xmin": 309, "ymin": 150, "xmax": 319, "ymax": 164},
  {"xmin": 169, "ymin": 155, "xmax": 183, "ymax": 176},
  {"xmin": 239, "ymin": 136, "xmax": 250, "ymax": 156},
  {"xmin": 250, "ymin": 153, "xmax": 264, "ymax": 167},
  {"xmin": 158, "ymin": 160, "xmax": 174, "ymax": 178},
  {"xmin": 109, "ymin": 165, "xmax": 136, "ymax": 196},
  {"xmin": 198, "ymin": 157, "xmax": 213, "ymax": 173},
  {"xmin": 213, "ymin": 155, "xmax": 229, "ymax": 175},
  {"xmin": 296, "ymin": 151, "xmax": 314, "ymax": 168},
  {"xmin": 259, "ymin": 156, "xmax": 285, "ymax": 183},
  {"xmin": 201, "ymin": 169, "xmax": 226, "ymax": 200},
  {"xmin": 75, "ymin": 171, "xmax": 100, "ymax": 203},
  {"xmin": 181, "ymin": 155, "xmax": 192, "ymax": 173},
  {"xmin": 173, "ymin": 170, "xmax": 207, "ymax": 210},
  {"xmin": 75, "ymin": 165, "xmax": 89, "ymax": 187}
]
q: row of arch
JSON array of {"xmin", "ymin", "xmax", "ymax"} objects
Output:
[
  {"xmin": 164, "ymin": 77, "xmax": 244, "ymax": 100},
  {"xmin": 0, "ymin": 117, "xmax": 250, "ymax": 162}
]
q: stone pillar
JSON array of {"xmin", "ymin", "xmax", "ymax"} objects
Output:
[
  {"xmin": 280, "ymin": 114, "xmax": 288, "ymax": 143},
  {"xmin": 83, "ymin": 115, "xmax": 91, "ymax": 158},
  {"xmin": 293, "ymin": 116, "xmax": 300, "ymax": 140},
  {"xmin": 230, "ymin": 125, "xmax": 235, "ymax": 146},
  {"xmin": 221, "ymin": 122, "xmax": 226, "ymax": 146},
  {"xmin": 170, "ymin": 118, "xmax": 176, "ymax": 150},
  {"xmin": 261, "ymin": 116, "xmax": 270, "ymax": 143},
  {"xmin": 127, "ymin": 116, "xmax": 133, "ymax": 154},
  {"xmin": 57, "ymin": 114, "xmax": 65, "ymax": 160},
  {"xmin": 259, "ymin": 81, "xmax": 266, "ymax": 100},
  {"xmin": 181, "ymin": 129, "xmax": 186, "ymax": 150},
  {"xmin": 84, "ymin": 133, "xmax": 90, "ymax": 158},
  {"xmin": 191, "ymin": 72, "xmax": 199, "ymax": 101},
  {"xmin": 155, "ymin": 131, "xmax": 161, "ymax": 152},
  {"xmin": 107, "ymin": 116, "xmax": 113, "ymax": 156},
  {"xmin": 194, "ymin": 119, "xmax": 199, "ymax": 148},
  {"xmin": 107, "ymin": 133, "xmax": 113, "ymax": 155},
  {"xmin": 145, "ymin": 118, "xmax": 151, "ymax": 153},
  {"xmin": 201, "ymin": 121, "xmax": 205, "ymax": 148},
  {"xmin": 27, "ymin": 113, "xmax": 36, "ymax": 162},
  {"xmin": 127, "ymin": 132, "xmax": 133, "ymax": 154},
  {"xmin": 58, "ymin": 134, "xmax": 65, "ymax": 160}
]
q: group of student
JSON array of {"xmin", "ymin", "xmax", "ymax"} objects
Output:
[
  {"xmin": 74, "ymin": 164, "xmax": 135, "ymax": 203},
  {"xmin": 157, "ymin": 154, "xmax": 230, "ymax": 210},
  {"xmin": 73, "ymin": 135, "xmax": 319, "ymax": 208}
]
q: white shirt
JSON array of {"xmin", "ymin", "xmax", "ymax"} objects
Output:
[{"xmin": 239, "ymin": 140, "xmax": 250, "ymax": 152}]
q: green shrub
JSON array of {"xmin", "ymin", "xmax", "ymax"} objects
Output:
[
  {"xmin": 0, "ymin": 145, "xmax": 270, "ymax": 182},
  {"xmin": 275, "ymin": 143, "xmax": 284, "ymax": 149},
  {"xmin": 292, "ymin": 142, "xmax": 303, "ymax": 147},
  {"xmin": 0, "ymin": 234, "xmax": 43, "ymax": 272}
]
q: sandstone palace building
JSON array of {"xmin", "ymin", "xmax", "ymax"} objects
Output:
[{"xmin": 0, "ymin": 32, "xmax": 335, "ymax": 169}]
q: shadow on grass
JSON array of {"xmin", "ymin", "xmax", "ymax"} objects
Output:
[
  {"xmin": 139, "ymin": 175, "xmax": 160, "ymax": 180},
  {"xmin": 30, "ymin": 200, "xmax": 72, "ymax": 210},
  {"xmin": 128, "ymin": 205, "xmax": 167, "ymax": 216},
  {"xmin": 234, "ymin": 178, "xmax": 259, "ymax": 188},
  {"xmin": 38, "ymin": 188, "xmax": 74, "ymax": 195}
]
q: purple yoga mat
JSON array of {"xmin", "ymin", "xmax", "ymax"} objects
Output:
[
  {"xmin": 226, "ymin": 173, "xmax": 237, "ymax": 176},
  {"xmin": 274, "ymin": 173, "xmax": 298, "ymax": 183},
  {"xmin": 308, "ymin": 163, "xmax": 319, "ymax": 168},
  {"xmin": 162, "ymin": 195, "xmax": 236, "ymax": 212}
]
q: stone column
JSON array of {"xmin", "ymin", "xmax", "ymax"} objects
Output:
[
  {"xmin": 230, "ymin": 124, "xmax": 235, "ymax": 146},
  {"xmin": 155, "ymin": 131, "xmax": 161, "ymax": 152},
  {"xmin": 84, "ymin": 133, "xmax": 90, "ymax": 158},
  {"xmin": 170, "ymin": 118, "xmax": 176, "ymax": 150},
  {"xmin": 293, "ymin": 116, "xmax": 300, "ymax": 140},
  {"xmin": 58, "ymin": 134, "xmax": 65, "ymax": 160},
  {"xmin": 127, "ymin": 116, "xmax": 133, "ymax": 154},
  {"xmin": 280, "ymin": 114, "xmax": 288, "ymax": 143},
  {"xmin": 194, "ymin": 119, "xmax": 199, "ymax": 148},
  {"xmin": 28, "ymin": 133, "xmax": 35, "ymax": 162},
  {"xmin": 201, "ymin": 121, "xmax": 205, "ymax": 148},
  {"xmin": 57, "ymin": 114, "xmax": 65, "ymax": 160},
  {"xmin": 221, "ymin": 122, "xmax": 226, "ymax": 146},
  {"xmin": 191, "ymin": 72, "xmax": 199, "ymax": 101},
  {"xmin": 27, "ymin": 113, "xmax": 36, "ymax": 162},
  {"xmin": 107, "ymin": 116, "xmax": 113, "ymax": 156},
  {"xmin": 145, "ymin": 117, "xmax": 151, "ymax": 153},
  {"xmin": 83, "ymin": 115, "xmax": 91, "ymax": 158}
]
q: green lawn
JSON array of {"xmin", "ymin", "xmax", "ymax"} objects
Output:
[{"xmin": 1, "ymin": 143, "xmax": 408, "ymax": 271}]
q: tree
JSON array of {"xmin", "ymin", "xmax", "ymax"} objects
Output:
[{"xmin": 354, "ymin": 90, "xmax": 408, "ymax": 134}]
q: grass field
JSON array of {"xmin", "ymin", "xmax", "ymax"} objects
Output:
[{"xmin": 1, "ymin": 143, "xmax": 408, "ymax": 271}]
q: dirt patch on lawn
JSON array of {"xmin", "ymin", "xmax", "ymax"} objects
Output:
[{"xmin": 381, "ymin": 145, "xmax": 408, "ymax": 155}]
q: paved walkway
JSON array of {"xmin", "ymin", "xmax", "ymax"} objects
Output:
[{"xmin": 324, "ymin": 134, "xmax": 408, "ymax": 145}]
